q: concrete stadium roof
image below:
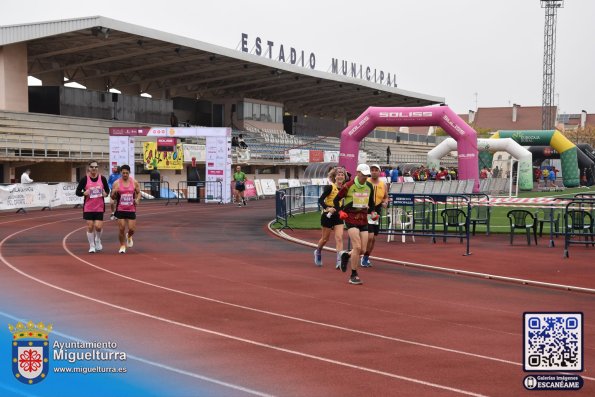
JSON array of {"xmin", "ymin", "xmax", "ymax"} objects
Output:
[{"xmin": 0, "ymin": 16, "xmax": 444, "ymax": 119}]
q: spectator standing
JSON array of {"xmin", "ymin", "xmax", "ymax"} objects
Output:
[
  {"xmin": 108, "ymin": 165, "xmax": 121, "ymax": 189},
  {"xmin": 20, "ymin": 169, "xmax": 33, "ymax": 183},
  {"xmin": 150, "ymin": 163, "xmax": 161, "ymax": 199},
  {"xmin": 386, "ymin": 146, "xmax": 392, "ymax": 164},
  {"xmin": 75, "ymin": 160, "xmax": 110, "ymax": 253},
  {"xmin": 108, "ymin": 165, "xmax": 122, "ymax": 220},
  {"xmin": 547, "ymin": 166, "xmax": 556, "ymax": 187},
  {"xmin": 390, "ymin": 167, "xmax": 400, "ymax": 183},
  {"xmin": 170, "ymin": 112, "xmax": 179, "ymax": 127},
  {"xmin": 541, "ymin": 168, "xmax": 550, "ymax": 188}
]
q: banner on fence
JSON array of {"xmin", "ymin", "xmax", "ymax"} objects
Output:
[
  {"xmin": 259, "ymin": 179, "xmax": 277, "ymax": 195},
  {"xmin": 51, "ymin": 183, "xmax": 83, "ymax": 207},
  {"xmin": 324, "ymin": 151, "xmax": 339, "ymax": 163},
  {"xmin": 244, "ymin": 180, "xmax": 257, "ymax": 198},
  {"xmin": 254, "ymin": 180, "xmax": 263, "ymax": 197},
  {"xmin": 309, "ymin": 150, "xmax": 324, "ymax": 162},
  {"xmin": 278, "ymin": 179, "xmax": 289, "ymax": 189},
  {"xmin": 0, "ymin": 184, "xmax": 51, "ymax": 210},
  {"xmin": 288, "ymin": 149, "xmax": 309, "ymax": 163},
  {"xmin": 182, "ymin": 144, "xmax": 206, "ymax": 162}
]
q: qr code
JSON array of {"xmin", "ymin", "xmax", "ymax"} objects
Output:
[{"xmin": 524, "ymin": 312, "xmax": 583, "ymax": 371}]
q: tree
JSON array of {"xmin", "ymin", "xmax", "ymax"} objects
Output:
[{"xmin": 562, "ymin": 126, "xmax": 595, "ymax": 146}]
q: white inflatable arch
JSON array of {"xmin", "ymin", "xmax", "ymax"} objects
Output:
[{"xmin": 427, "ymin": 138, "xmax": 533, "ymax": 190}]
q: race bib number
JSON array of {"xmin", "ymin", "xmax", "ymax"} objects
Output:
[
  {"xmin": 119, "ymin": 193, "xmax": 134, "ymax": 207},
  {"xmin": 89, "ymin": 186, "xmax": 103, "ymax": 199},
  {"xmin": 353, "ymin": 192, "xmax": 368, "ymax": 209}
]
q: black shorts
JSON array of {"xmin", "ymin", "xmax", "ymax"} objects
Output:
[
  {"xmin": 235, "ymin": 182, "xmax": 245, "ymax": 192},
  {"xmin": 114, "ymin": 211, "xmax": 136, "ymax": 220},
  {"xmin": 368, "ymin": 223, "xmax": 380, "ymax": 236},
  {"xmin": 83, "ymin": 212, "xmax": 104, "ymax": 221},
  {"xmin": 320, "ymin": 212, "xmax": 343, "ymax": 229},
  {"xmin": 344, "ymin": 223, "xmax": 368, "ymax": 232}
]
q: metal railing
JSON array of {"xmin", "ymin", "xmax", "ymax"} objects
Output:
[
  {"xmin": 1, "ymin": 133, "xmax": 109, "ymax": 159},
  {"xmin": 139, "ymin": 181, "xmax": 171, "ymax": 205},
  {"xmin": 175, "ymin": 180, "xmax": 223, "ymax": 204}
]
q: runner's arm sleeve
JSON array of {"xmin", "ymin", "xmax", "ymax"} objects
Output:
[
  {"xmin": 367, "ymin": 182, "xmax": 375, "ymax": 213},
  {"xmin": 318, "ymin": 185, "xmax": 332, "ymax": 209},
  {"xmin": 101, "ymin": 176, "xmax": 110, "ymax": 195},
  {"xmin": 333, "ymin": 185, "xmax": 346, "ymax": 209},
  {"xmin": 75, "ymin": 178, "xmax": 86, "ymax": 197}
]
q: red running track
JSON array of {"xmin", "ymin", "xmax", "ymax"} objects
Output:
[{"xmin": 0, "ymin": 200, "xmax": 593, "ymax": 396}]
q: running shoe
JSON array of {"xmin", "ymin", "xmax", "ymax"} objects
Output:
[
  {"xmin": 95, "ymin": 240, "xmax": 103, "ymax": 252},
  {"xmin": 118, "ymin": 246, "xmax": 126, "ymax": 254},
  {"xmin": 335, "ymin": 258, "xmax": 341, "ymax": 270},
  {"xmin": 313, "ymin": 249, "xmax": 322, "ymax": 266},
  {"xmin": 360, "ymin": 255, "xmax": 372, "ymax": 268},
  {"xmin": 126, "ymin": 233, "xmax": 134, "ymax": 248},
  {"xmin": 349, "ymin": 275, "xmax": 363, "ymax": 285},
  {"xmin": 110, "ymin": 213, "xmax": 116, "ymax": 221},
  {"xmin": 238, "ymin": 203, "xmax": 242, "ymax": 207},
  {"xmin": 339, "ymin": 251, "xmax": 350, "ymax": 273},
  {"xmin": 88, "ymin": 246, "xmax": 96, "ymax": 253},
  {"xmin": 243, "ymin": 199, "xmax": 247, "ymax": 206}
]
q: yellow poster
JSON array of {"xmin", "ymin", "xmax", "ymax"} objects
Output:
[{"xmin": 143, "ymin": 142, "xmax": 184, "ymax": 170}]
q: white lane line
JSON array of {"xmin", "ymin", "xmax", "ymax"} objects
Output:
[
  {"xmin": 61, "ymin": 227, "xmax": 521, "ymax": 368},
  {"xmin": 1, "ymin": 221, "xmax": 486, "ymax": 396},
  {"xmin": 269, "ymin": 224, "xmax": 595, "ymax": 294},
  {"xmin": 0, "ymin": 311, "xmax": 273, "ymax": 397}
]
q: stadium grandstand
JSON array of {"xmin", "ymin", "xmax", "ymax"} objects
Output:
[{"xmin": 0, "ymin": 16, "xmax": 447, "ymax": 187}]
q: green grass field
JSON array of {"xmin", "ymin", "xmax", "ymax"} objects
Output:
[{"xmin": 272, "ymin": 186, "xmax": 595, "ymax": 233}]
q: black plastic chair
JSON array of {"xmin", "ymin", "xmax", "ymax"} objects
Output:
[
  {"xmin": 535, "ymin": 207, "xmax": 560, "ymax": 237},
  {"xmin": 507, "ymin": 210, "xmax": 537, "ymax": 245},
  {"xmin": 412, "ymin": 202, "xmax": 434, "ymax": 231},
  {"xmin": 566, "ymin": 210, "xmax": 594, "ymax": 245},
  {"xmin": 440, "ymin": 208, "xmax": 467, "ymax": 243},
  {"xmin": 469, "ymin": 205, "xmax": 490, "ymax": 236}
]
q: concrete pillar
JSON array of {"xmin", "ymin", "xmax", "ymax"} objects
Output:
[{"xmin": 0, "ymin": 43, "xmax": 28, "ymax": 111}]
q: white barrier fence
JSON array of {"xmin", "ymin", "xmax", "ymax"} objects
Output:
[{"xmin": 0, "ymin": 183, "xmax": 83, "ymax": 211}]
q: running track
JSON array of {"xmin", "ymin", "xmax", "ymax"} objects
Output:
[{"xmin": 0, "ymin": 200, "xmax": 593, "ymax": 396}]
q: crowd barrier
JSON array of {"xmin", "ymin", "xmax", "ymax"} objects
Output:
[
  {"xmin": 0, "ymin": 182, "xmax": 82, "ymax": 212},
  {"xmin": 386, "ymin": 193, "xmax": 472, "ymax": 255},
  {"xmin": 389, "ymin": 178, "xmax": 511, "ymax": 196},
  {"xmin": 390, "ymin": 179, "xmax": 475, "ymax": 195},
  {"xmin": 175, "ymin": 181, "xmax": 224, "ymax": 204},
  {"xmin": 273, "ymin": 185, "xmax": 324, "ymax": 230},
  {"xmin": 0, "ymin": 180, "xmax": 183, "ymax": 212},
  {"xmin": 273, "ymin": 185, "xmax": 472, "ymax": 255}
]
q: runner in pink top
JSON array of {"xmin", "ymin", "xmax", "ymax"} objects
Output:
[
  {"xmin": 110, "ymin": 164, "xmax": 141, "ymax": 254},
  {"xmin": 75, "ymin": 160, "xmax": 110, "ymax": 253}
]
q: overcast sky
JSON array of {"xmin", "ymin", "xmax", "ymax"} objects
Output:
[{"xmin": 1, "ymin": 0, "xmax": 593, "ymax": 115}]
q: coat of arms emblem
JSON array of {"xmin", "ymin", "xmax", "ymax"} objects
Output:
[{"xmin": 9, "ymin": 320, "xmax": 52, "ymax": 385}]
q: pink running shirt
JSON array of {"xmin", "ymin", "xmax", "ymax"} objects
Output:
[
  {"xmin": 116, "ymin": 178, "xmax": 136, "ymax": 213},
  {"xmin": 83, "ymin": 175, "xmax": 105, "ymax": 213}
]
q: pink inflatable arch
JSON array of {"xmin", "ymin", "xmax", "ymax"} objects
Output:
[{"xmin": 339, "ymin": 106, "xmax": 479, "ymax": 191}]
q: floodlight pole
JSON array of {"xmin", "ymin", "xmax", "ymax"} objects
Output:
[{"xmin": 540, "ymin": 0, "xmax": 564, "ymax": 130}]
